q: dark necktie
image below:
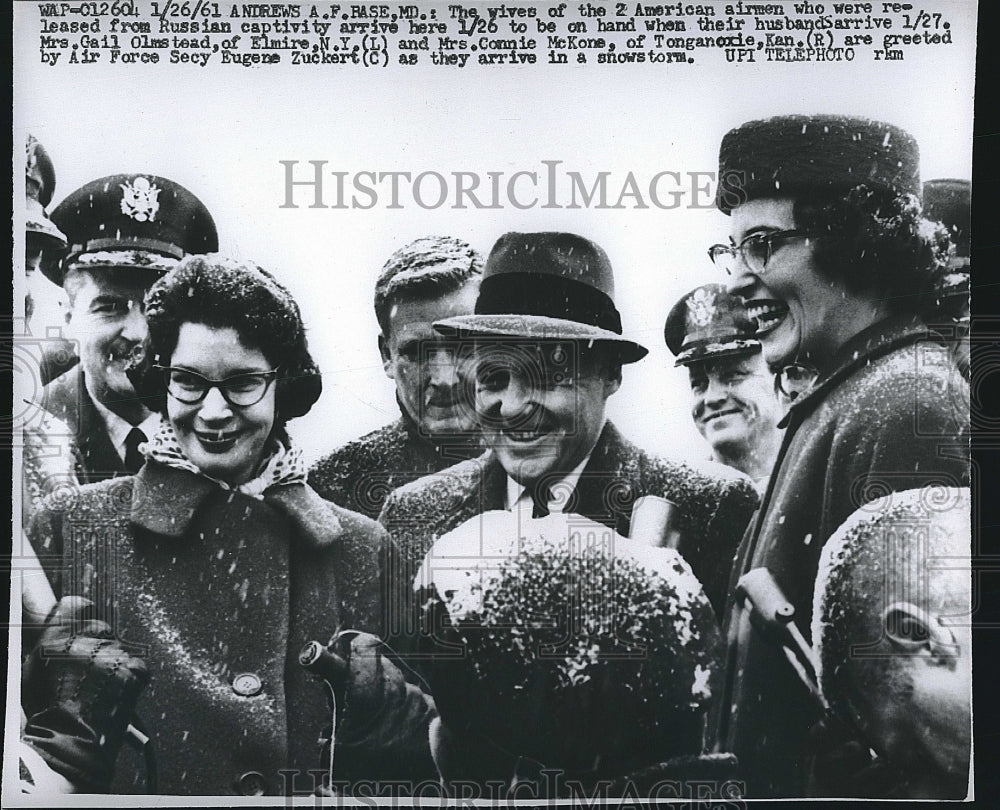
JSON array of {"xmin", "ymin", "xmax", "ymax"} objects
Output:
[
  {"xmin": 530, "ymin": 482, "xmax": 552, "ymax": 519},
  {"xmin": 124, "ymin": 428, "xmax": 147, "ymax": 475}
]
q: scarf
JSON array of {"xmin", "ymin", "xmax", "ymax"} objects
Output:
[{"xmin": 142, "ymin": 417, "xmax": 307, "ymax": 499}]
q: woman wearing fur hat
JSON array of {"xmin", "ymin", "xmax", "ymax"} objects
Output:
[
  {"xmin": 24, "ymin": 255, "xmax": 435, "ymax": 795},
  {"xmin": 708, "ymin": 115, "xmax": 970, "ymax": 797}
]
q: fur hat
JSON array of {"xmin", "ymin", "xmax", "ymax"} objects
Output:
[{"xmin": 716, "ymin": 115, "xmax": 921, "ymax": 214}]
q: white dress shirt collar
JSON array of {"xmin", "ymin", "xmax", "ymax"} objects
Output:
[
  {"xmin": 504, "ymin": 451, "xmax": 594, "ymax": 516},
  {"xmin": 90, "ymin": 397, "xmax": 159, "ymax": 462}
]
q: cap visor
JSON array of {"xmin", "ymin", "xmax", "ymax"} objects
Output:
[{"xmin": 674, "ymin": 339, "xmax": 761, "ymax": 367}]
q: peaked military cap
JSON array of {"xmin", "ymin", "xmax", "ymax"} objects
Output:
[
  {"xmin": 25, "ymin": 135, "xmax": 67, "ymax": 252},
  {"xmin": 434, "ymin": 231, "xmax": 648, "ymax": 364},
  {"xmin": 923, "ymin": 178, "xmax": 971, "ymax": 305},
  {"xmin": 924, "ymin": 178, "xmax": 970, "ymax": 263},
  {"xmin": 716, "ymin": 115, "xmax": 921, "ymax": 214},
  {"xmin": 47, "ymin": 174, "xmax": 218, "ymax": 285},
  {"xmin": 664, "ymin": 283, "xmax": 761, "ymax": 366}
]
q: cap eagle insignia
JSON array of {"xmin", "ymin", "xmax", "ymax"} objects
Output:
[
  {"xmin": 120, "ymin": 176, "xmax": 161, "ymax": 222},
  {"xmin": 687, "ymin": 287, "xmax": 717, "ymax": 327}
]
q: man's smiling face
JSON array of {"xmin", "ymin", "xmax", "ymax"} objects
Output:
[
  {"xmin": 689, "ymin": 352, "xmax": 779, "ymax": 461},
  {"xmin": 473, "ymin": 341, "xmax": 618, "ymax": 487}
]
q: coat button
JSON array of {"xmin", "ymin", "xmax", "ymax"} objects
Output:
[
  {"xmin": 235, "ymin": 770, "xmax": 267, "ymax": 796},
  {"xmin": 232, "ymin": 673, "xmax": 263, "ymax": 697}
]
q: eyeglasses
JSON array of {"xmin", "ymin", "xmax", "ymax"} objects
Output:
[
  {"xmin": 708, "ymin": 230, "xmax": 815, "ymax": 276},
  {"xmin": 156, "ymin": 365, "xmax": 280, "ymax": 407},
  {"xmin": 774, "ymin": 363, "xmax": 818, "ymax": 402}
]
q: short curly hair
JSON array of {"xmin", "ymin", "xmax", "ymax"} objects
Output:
[
  {"xmin": 130, "ymin": 254, "xmax": 322, "ymax": 424},
  {"xmin": 373, "ymin": 236, "xmax": 483, "ymax": 337},
  {"xmin": 792, "ymin": 185, "xmax": 951, "ymax": 315}
]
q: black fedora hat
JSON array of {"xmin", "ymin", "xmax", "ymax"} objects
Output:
[{"xmin": 434, "ymin": 232, "xmax": 648, "ymax": 364}]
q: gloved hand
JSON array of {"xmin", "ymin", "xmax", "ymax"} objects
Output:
[
  {"xmin": 806, "ymin": 711, "xmax": 906, "ymax": 798},
  {"xmin": 304, "ymin": 630, "xmax": 438, "ymax": 790},
  {"xmin": 21, "ymin": 597, "xmax": 149, "ymax": 793}
]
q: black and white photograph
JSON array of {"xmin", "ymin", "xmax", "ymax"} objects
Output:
[{"xmin": 8, "ymin": 0, "xmax": 978, "ymax": 803}]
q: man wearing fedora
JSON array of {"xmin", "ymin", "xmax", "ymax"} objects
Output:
[
  {"xmin": 665, "ymin": 283, "xmax": 782, "ymax": 491},
  {"xmin": 379, "ymin": 232, "xmax": 759, "ymax": 623},
  {"xmin": 310, "ymin": 236, "xmax": 484, "ymax": 519},
  {"xmin": 37, "ymin": 174, "xmax": 218, "ymax": 484},
  {"xmin": 708, "ymin": 116, "xmax": 970, "ymax": 797}
]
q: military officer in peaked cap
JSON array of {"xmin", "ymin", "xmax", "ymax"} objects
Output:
[
  {"xmin": 23, "ymin": 135, "xmax": 78, "ymax": 385},
  {"xmin": 37, "ymin": 174, "xmax": 218, "ymax": 484},
  {"xmin": 708, "ymin": 115, "xmax": 970, "ymax": 797},
  {"xmin": 24, "ymin": 135, "xmax": 68, "ymax": 311},
  {"xmin": 379, "ymin": 232, "xmax": 759, "ymax": 624},
  {"xmin": 665, "ymin": 284, "xmax": 782, "ymax": 491},
  {"xmin": 922, "ymin": 178, "xmax": 971, "ymax": 379},
  {"xmin": 21, "ymin": 136, "xmax": 80, "ymax": 525}
]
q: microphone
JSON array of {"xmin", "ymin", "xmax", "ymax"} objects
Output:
[
  {"xmin": 629, "ymin": 495, "xmax": 683, "ymax": 549},
  {"xmin": 298, "ymin": 641, "xmax": 350, "ymax": 688}
]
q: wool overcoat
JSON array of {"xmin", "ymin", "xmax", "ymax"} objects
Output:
[
  {"xmin": 309, "ymin": 407, "xmax": 481, "ymax": 520},
  {"xmin": 377, "ymin": 420, "xmax": 757, "ymax": 790},
  {"xmin": 379, "ymin": 420, "xmax": 759, "ymax": 625},
  {"xmin": 37, "ymin": 366, "xmax": 126, "ymax": 484},
  {"xmin": 27, "ymin": 460, "xmax": 433, "ymax": 795}
]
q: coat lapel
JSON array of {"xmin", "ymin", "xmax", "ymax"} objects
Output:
[
  {"xmin": 43, "ymin": 368, "xmax": 129, "ymax": 483},
  {"xmin": 267, "ymin": 484, "xmax": 344, "ymax": 550},
  {"xmin": 566, "ymin": 422, "xmax": 635, "ymax": 534},
  {"xmin": 460, "ymin": 451, "xmax": 506, "ymax": 521},
  {"xmin": 130, "ymin": 462, "xmax": 216, "ymax": 537},
  {"xmin": 131, "ymin": 461, "xmax": 346, "ymax": 550}
]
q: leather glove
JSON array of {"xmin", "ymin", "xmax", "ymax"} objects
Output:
[
  {"xmin": 304, "ymin": 630, "xmax": 438, "ymax": 790},
  {"xmin": 21, "ymin": 597, "xmax": 148, "ymax": 793}
]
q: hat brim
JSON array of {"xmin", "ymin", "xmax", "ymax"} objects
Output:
[
  {"xmin": 674, "ymin": 338, "xmax": 761, "ymax": 367},
  {"xmin": 25, "ymin": 198, "xmax": 68, "ymax": 251},
  {"xmin": 435, "ymin": 314, "xmax": 649, "ymax": 364}
]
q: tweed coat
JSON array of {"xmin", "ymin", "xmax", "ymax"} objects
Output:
[
  {"xmin": 713, "ymin": 316, "xmax": 971, "ymax": 797},
  {"xmin": 377, "ymin": 420, "xmax": 756, "ymax": 790},
  {"xmin": 379, "ymin": 420, "xmax": 759, "ymax": 625},
  {"xmin": 26, "ymin": 460, "xmax": 430, "ymax": 795},
  {"xmin": 37, "ymin": 366, "xmax": 128, "ymax": 484},
  {"xmin": 309, "ymin": 405, "xmax": 481, "ymax": 520}
]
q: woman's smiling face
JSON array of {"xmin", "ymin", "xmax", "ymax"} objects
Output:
[
  {"xmin": 727, "ymin": 196, "xmax": 857, "ymax": 372},
  {"xmin": 166, "ymin": 322, "xmax": 276, "ymax": 485}
]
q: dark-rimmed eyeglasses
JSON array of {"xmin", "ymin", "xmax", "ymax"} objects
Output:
[
  {"xmin": 708, "ymin": 230, "xmax": 816, "ymax": 276},
  {"xmin": 156, "ymin": 365, "xmax": 280, "ymax": 407},
  {"xmin": 774, "ymin": 363, "xmax": 818, "ymax": 402}
]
